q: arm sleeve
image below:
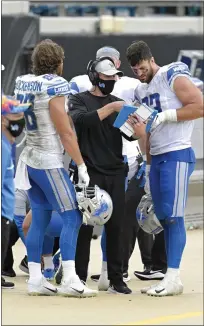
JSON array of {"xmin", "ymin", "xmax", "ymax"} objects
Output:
[
  {"xmin": 68, "ymin": 94, "xmax": 101, "ymax": 128},
  {"xmin": 2, "ymin": 139, "xmax": 10, "ymax": 184},
  {"xmin": 167, "ymin": 62, "xmax": 191, "ymax": 91}
]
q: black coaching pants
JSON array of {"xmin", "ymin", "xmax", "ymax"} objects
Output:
[
  {"xmin": 3, "ymin": 220, "xmax": 19, "ymax": 271},
  {"xmin": 75, "ymin": 168, "xmax": 126, "ymax": 284},
  {"xmin": 123, "ymin": 174, "xmax": 167, "ymax": 273}
]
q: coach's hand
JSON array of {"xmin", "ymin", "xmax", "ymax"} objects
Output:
[
  {"xmin": 112, "ymin": 101, "xmax": 126, "ymax": 112},
  {"xmin": 77, "ymin": 163, "xmax": 90, "ymax": 187}
]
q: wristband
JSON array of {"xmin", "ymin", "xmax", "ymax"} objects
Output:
[
  {"xmin": 142, "ymin": 154, "xmax": 147, "ymax": 161},
  {"xmin": 146, "ymin": 164, "xmax": 151, "ymax": 174},
  {"xmin": 164, "ymin": 110, "xmax": 177, "ymax": 122},
  {"xmin": 78, "ymin": 163, "xmax": 85, "ymax": 168}
]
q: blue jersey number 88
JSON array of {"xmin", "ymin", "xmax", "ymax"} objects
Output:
[{"xmin": 17, "ymin": 93, "xmax": 37, "ymax": 131}]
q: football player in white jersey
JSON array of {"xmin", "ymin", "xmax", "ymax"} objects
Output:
[
  {"xmin": 126, "ymin": 40, "xmax": 203, "ymax": 296},
  {"xmin": 14, "ymin": 39, "xmax": 97, "ymax": 297}
]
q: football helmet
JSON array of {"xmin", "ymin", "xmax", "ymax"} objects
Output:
[
  {"xmin": 75, "ymin": 185, "xmax": 113, "ymax": 226},
  {"xmin": 136, "ymin": 194, "xmax": 163, "ymax": 235}
]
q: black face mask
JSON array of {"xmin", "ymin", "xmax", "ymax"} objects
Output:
[
  {"xmin": 96, "ymin": 78, "xmax": 116, "ymax": 95},
  {"xmin": 7, "ymin": 118, "xmax": 25, "ymax": 137}
]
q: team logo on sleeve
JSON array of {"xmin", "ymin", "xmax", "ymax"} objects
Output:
[
  {"xmin": 47, "ymin": 82, "xmax": 70, "ymax": 96},
  {"xmin": 172, "ymin": 64, "xmax": 187, "ymax": 72},
  {"xmin": 167, "ymin": 63, "xmax": 190, "ymax": 86}
]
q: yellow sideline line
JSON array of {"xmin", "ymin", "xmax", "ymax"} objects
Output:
[{"xmin": 118, "ymin": 311, "xmax": 203, "ymax": 325}]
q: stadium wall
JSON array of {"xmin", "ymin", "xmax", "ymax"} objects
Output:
[
  {"xmin": 2, "ymin": 16, "xmax": 202, "ymax": 91},
  {"xmin": 2, "ymin": 15, "xmax": 40, "ymax": 94},
  {"xmin": 41, "ymin": 34, "xmax": 203, "ymax": 81}
]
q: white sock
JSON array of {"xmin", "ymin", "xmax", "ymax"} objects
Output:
[
  {"xmin": 101, "ymin": 261, "xmax": 107, "ymax": 273},
  {"xmin": 167, "ymin": 268, "xmax": 180, "ymax": 278},
  {"xmin": 43, "ymin": 256, "xmax": 54, "ymax": 270},
  {"xmin": 62, "ymin": 260, "xmax": 76, "ymax": 280},
  {"xmin": 28, "ymin": 262, "xmax": 42, "ymax": 281}
]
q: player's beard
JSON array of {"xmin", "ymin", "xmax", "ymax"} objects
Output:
[{"xmin": 144, "ymin": 66, "xmax": 154, "ymax": 84}]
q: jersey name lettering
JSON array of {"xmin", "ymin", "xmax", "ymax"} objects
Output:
[{"xmin": 15, "ymin": 80, "xmax": 42, "ymax": 92}]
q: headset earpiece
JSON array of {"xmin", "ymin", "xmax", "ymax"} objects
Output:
[
  {"xmin": 87, "ymin": 60, "xmax": 98, "ymax": 85},
  {"xmin": 87, "ymin": 60, "xmax": 93, "ymax": 73},
  {"xmin": 87, "ymin": 56, "xmax": 115, "ymax": 86}
]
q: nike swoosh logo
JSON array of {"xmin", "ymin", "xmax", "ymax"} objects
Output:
[
  {"xmin": 43, "ymin": 286, "xmax": 58, "ymax": 293},
  {"xmin": 155, "ymin": 288, "xmax": 165, "ymax": 294},
  {"xmin": 150, "ymin": 270, "xmax": 163, "ymax": 274},
  {"xmin": 70, "ymin": 287, "xmax": 84, "ymax": 294}
]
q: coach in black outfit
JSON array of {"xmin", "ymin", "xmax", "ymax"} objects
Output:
[{"xmin": 68, "ymin": 57, "xmax": 144, "ymax": 294}]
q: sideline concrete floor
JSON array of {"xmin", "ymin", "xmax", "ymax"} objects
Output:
[{"xmin": 2, "ymin": 229, "xmax": 203, "ymax": 325}]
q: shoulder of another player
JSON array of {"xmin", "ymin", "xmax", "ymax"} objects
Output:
[
  {"xmin": 70, "ymin": 74, "xmax": 89, "ymax": 83},
  {"xmin": 126, "ymin": 76, "xmax": 141, "ymax": 86},
  {"xmin": 116, "ymin": 76, "xmax": 141, "ymax": 90}
]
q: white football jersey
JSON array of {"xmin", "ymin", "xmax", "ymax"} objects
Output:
[
  {"xmin": 69, "ymin": 75, "xmax": 92, "ymax": 94},
  {"xmin": 112, "ymin": 77, "xmax": 141, "ymax": 173},
  {"xmin": 134, "ymin": 61, "xmax": 194, "ymax": 155},
  {"xmin": 69, "ymin": 74, "xmax": 141, "ymax": 177},
  {"xmin": 14, "ymin": 73, "xmax": 70, "ymax": 169},
  {"xmin": 113, "ymin": 77, "xmax": 142, "ymax": 178},
  {"xmin": 112, "ymin": 76, "xmax": 140, "ymax": 105}
]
